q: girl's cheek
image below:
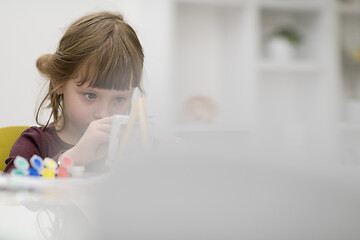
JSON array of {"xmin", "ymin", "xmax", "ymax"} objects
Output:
[{"xmin": 113, "ymin": 101, "xmax": 131, "ymax": 114}]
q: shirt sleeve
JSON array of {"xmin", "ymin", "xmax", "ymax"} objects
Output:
[{"xmin": 3, "ymin": 127, "xmax": 43, "ymax": 174}]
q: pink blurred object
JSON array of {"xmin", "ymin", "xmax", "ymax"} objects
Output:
[{"xmin": 183, "ymin": 96, "xmax": 218, "ymax": 123}]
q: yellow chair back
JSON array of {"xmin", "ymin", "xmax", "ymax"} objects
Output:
[{"xmin": 0, "ymin": 126, "xmax": 29, "ymax": 172}]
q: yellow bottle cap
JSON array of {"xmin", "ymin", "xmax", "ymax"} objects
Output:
[
  {"xmin": 44, "ymin": 157, "xmax": 58, "ymax": 170},
  {"xmin": 42, "ymin": 168, "xmax": 55, "ymax": 178}
]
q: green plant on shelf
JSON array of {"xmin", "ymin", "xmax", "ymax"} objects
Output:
[{"xmin": 272, "ymin": 27, "xmax": 302, "ymax": 46}]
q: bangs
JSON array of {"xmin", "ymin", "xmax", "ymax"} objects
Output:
[{"xmin": 74, "ymin": 31, "xmax": 143, "ymax": 91}]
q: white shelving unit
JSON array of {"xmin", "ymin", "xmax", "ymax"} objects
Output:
[
  {"xmin": 171, "ymin": 1, "xmax": 252, "ymax": 132},
  {"xmin": 139, "ymin": 0, "xmax": 356, "ymax": 162}
]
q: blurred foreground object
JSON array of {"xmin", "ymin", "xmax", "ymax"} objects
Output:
[{"xmin": 95, "ymin": 143, "xmax": 360, "ymax": 240}]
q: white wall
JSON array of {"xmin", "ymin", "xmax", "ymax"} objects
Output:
[{"xmin": 0, "ymin": 0, "xmax": 142, "ymax": 127}]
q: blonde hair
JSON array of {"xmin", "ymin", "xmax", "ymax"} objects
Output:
[{"xmin": 36, "ymin": 11, "xmax": 144, "ymax": 128}]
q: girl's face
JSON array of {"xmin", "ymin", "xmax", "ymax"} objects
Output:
[{"xmin": 59, "ymin": 77, "xmax": 134, "ymax": 139}]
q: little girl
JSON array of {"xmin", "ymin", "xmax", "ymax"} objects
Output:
[{"xmin": 3, "ymin": 11, "xmax": 144, "ymax": 173}]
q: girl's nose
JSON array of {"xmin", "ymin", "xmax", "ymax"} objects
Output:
[{"xmin": 94, "ymin": 103, "xmax": 111, "ymax": 119}]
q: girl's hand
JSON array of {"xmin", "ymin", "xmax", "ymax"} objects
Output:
[{"xmin": 62, "ymin": 116, "xmax": 113, "ymax": 166}]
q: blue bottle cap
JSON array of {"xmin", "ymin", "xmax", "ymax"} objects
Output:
[
  {"xmin": 28, "ymin": 168, "xmax": 40, "ymax": 177},
  {"xmin": 14, "ymin": 156, "xmax": 29, "ymax": 172},
  {"xmin": 30, "ymin": 155, "xmax": 44, "ymax": 170}
]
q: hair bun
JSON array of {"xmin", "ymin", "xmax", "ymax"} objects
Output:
[{"xmin": 36, "ymin": 53, "xmax": 53, "ymax": 76}]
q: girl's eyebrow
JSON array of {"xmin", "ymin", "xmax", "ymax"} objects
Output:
[
  {"xmin": 81, "ymin": 86, "xmax": 95, "ymax": 91},
  {"xmin": 76, "ymin": 83, "xmax": 96, "ymax": 91}
]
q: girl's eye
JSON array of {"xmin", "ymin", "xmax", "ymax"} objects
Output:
[
  {"xmin": 84, "ymin": 93, "xmax": 97, "ymax": 100},
  {"xmin": 114, "ymin": 97, "xmax": 126, "ymax": 103}
]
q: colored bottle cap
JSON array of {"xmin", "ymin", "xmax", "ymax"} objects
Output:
[
  {"xmin": 42, "ymin": 168, "xmax": 55, "ymax": 178},
  {"xmin": 14, "ymin": 156, "xmax": 29, "ymax": 172},
  {"xmin": 44, "ymin": 157, "xmax": 57, "ymax": 170},
  {"xmin": 59, "ymin": 156, "xmax": 73, "ymax": 168},
  {"xmin": 10, "ymin": 169, "xmax": 25, "ymax": 176},
  {"xmin": 30, "ymin": 155, "xmax": 44, "ymax": 170},
  {"xmin": 57, "ymin": 167, "xmax": 69, "ymax": 178},
  {"xmin": 28, "ymin": 168, "xmax": 40, "ymax": 177}
]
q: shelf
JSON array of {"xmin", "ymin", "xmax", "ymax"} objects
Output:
[
  {"xmin": 173, "ymin": 123, "xmax": 251, "ymax": 133},
  {"xmin": 175, "ymin": 0, "xmax": 246, "ymax": 7},
  {"xmin": 338, "ymin": 3, "xmax": 360, "ymax": 15},
  {"xmin": 258, "ymin": 0, "xmax": 326, "ymax": 12},
  {"xmin": 258, "ymin": 60, "xmax": 320, "ymax": 73}
]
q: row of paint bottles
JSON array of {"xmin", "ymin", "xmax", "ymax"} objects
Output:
[{"xmin": 11, "ymin": 155, "xmax": 73, "ymax": 178}]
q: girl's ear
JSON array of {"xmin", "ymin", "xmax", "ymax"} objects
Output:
[
  {"xmin": 57, "ymin": 85, "xmax": 64, "ymax": 95},
  {"xmin": 51, "ymin": 79, "xmax": 64, "ymax": 95}
]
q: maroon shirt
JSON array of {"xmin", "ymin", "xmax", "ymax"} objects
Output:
[{"xmin": 3, "ymin": 124, "xmax": 74, "ymax": 173}]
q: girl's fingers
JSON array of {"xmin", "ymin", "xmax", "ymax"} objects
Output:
[
  {"xmin": 101, "ymin": 116, "xmax": 115, "ymax": 124},
  {"xmin": 87, "ymin": 131, "xmax": 111, "ymax": 144},
  {"xmin": 89, "ymin": 117, "xmax": 114, "ymax": 131},
  {"xmin": 95, "ymin": 116, "xmax": 115, "ymax": 124},
  {"xmin": 97, "ymin": 124, "xmax": 112, "ymax": 133}
]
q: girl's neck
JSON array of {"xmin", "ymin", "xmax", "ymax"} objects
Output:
[{"xmin": 55, "ymin": 120, "xmax": 83, "ymax": 145}]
